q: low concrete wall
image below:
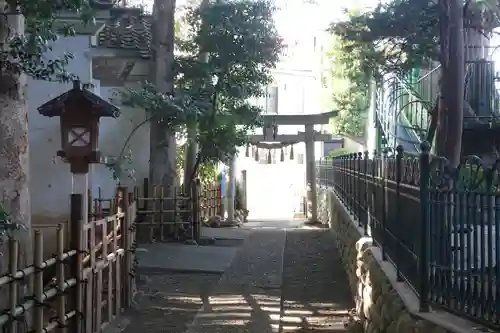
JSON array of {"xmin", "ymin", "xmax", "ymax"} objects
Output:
[{"xmin": 317, "ymin": 187, "xmax": 481, "ymax": 333}]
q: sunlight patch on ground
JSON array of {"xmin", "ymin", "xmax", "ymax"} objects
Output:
[
  {"xmin": 196, "ymin": 319, "xmax": 251, "ymax": 326},
  {"xmin": 260, "ymin": 306, "xmax": 282, "ymax": 313},
  {"xmin": 198, "ymin": 312, "xmax": 252, "ymax": 318},
  {"xmin": 165, "ymin": 295, "xmax": 204, "ymax": 303},
  {"xmin": 315, "ymin": 309, "xmax": 350, "ymax": 316},
  {"xmin": 283, "ymin": 308, "xmax": 314, "ymax": 315},
  {"xmin": 190, "ymin": 294, "xmax": 349, "ymax": 331},
  {"xmin": 282, "ymin": 300, "xmax": 350, "ymax": 331},
  {"xmin": 251, "ymin": 294, "xmax": 281, "ymax": 302},
  {"xmin": 191, "ymin": 293, "xmax": 282, "ymax": 331},
  {"xmin": 210, "ymin": 305, "xmax": 253, "ymax": 312},
  {"xmin": 152, "ymin": 306, "xmax": 200, "ymax": 312},
  {"xmin": 308, "ymin": 302, "xmax": 342, "ymax": 307},
  {"xmin": 147, "ymin": 294, "xmax": 205, "ymax": 313},
  {"xmin": 207, "ymin": 295, "xmax": 247, "ymax": 305}
]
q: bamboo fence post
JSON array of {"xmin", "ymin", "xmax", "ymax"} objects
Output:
[
  {"xmin": 9, "ymin": 239, "xmax": 19, "ymax": 333},
  {"xmin": 34, "ymin": 232, "xmax": 43, "ymax": 333},
  {"xmin": 56, "ymin": 225, "xmax": 67, "ymax": 333},
  {"xmin": 119, "ymin": 187, "xmax": 132, "ymax": 307}
]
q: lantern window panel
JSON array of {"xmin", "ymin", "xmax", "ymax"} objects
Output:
[{"xmin": 69, "ymin": 127, "xmax": 90, "ymax": 147}]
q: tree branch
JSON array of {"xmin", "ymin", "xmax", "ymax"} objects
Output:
[{"xmin": 117, "ymin": 115, "xmax": 155, "ymax": 162}]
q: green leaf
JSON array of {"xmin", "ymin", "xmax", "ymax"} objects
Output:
[{"xmin": 118, "ymin": 0, "xmax": 282, "ymax": 170}]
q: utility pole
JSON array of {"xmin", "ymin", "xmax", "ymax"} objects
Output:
[{"xmin": 150, "ymin": 0, "xmax": 177, "ymax": 226}]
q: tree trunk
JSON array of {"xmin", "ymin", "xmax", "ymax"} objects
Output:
[
  {"xmin": 183, "ymin": 124, "xmax": 198, "ymax": 191},
  {"xmin": 435, "ymin": 0, "xmax": 465, "ymax": 293},
  {"xmin": 150, "ymin": 0, "xmax": 177, "ymax": 239},
  {"xmin": 150, "ymin": 0, "xmax": 177, "ymax": 192},
  {"xmin": 183, "ymin": 51, "xmax": 208, "ymax": 191},
  {"xmin": 445, "ymin": 0, "xmax": 464, "ymax": 167},
  {"xmin": 0, "ymin": 3, "xmax": 33, "ymax": 315},
  {"xmin": 436, "ymin": 0, "xmax": 464, "ymax": 167},
  {"xmin": 435, "ymin": 0, "xmax": 449, "ymax": 158},
  {"xmin": 183, "ymin": 0, "xmax": 210, "ymax": 192}
]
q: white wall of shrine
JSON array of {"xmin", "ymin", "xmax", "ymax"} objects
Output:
[
  {"xmin": 27, "ymin": 36, "xmax": 150, "ymax": 226},
  {"xmin": 28, "ymin": 36, "xmax": 93, "ymax": 225}
]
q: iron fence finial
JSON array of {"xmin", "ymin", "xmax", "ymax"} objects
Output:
[{"xmin": 420, "ymin": 141, "xmax": 431, "ymax": 153}]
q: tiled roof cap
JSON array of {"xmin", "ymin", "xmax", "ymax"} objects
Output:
[{"xmin": 96, "ymin": 8, "xmax": 152, "ymax": 58}]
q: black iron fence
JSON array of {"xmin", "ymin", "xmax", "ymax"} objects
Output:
[{"xmin": 317, "ymin": 144, "xmax": 500, "ymax": 328}]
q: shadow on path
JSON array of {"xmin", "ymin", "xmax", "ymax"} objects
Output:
[
  {"xmin": 185, "ymin": 229, "xmax": 286, "ymax": 333},
  {"xmin": 117, "ymin": 272, "xmax": 221, "ymax": 333},
  {"xmin": 110, "ymin": 223, "xmax": 354, "ymax": 333},
  {"xmin": 185, "ymin": 226, "xmax": 354, "ymax": 333}
]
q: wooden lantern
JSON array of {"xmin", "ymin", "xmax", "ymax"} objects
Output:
[{"xmin": 37, "ymin": 80, "xmax": 120, "ymax": 173}]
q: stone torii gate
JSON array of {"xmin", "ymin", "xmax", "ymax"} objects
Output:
[{"xmin": 245, "ymin": 111, "xmax": 341, "ymax": 222}]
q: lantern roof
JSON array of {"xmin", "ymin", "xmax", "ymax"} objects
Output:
[{"xmin": 37, "ymin": 80, "xmax": 120, "ymax": 118}]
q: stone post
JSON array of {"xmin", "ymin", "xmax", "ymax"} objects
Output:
[
  {"xmin": 305, "ymin": 124, "xmax": 318, "ymax": 221},
  {"xmin": 72, "ymin": 174, "xmax": 89, "ymax": 226}
]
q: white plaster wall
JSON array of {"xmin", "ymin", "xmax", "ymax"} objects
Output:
[
  {"xmin": 28, "ymin": 36, "xmax": 92, "ymax": 223},
  {"xmin": 95, "ymin": 86, "xmax": 150, "ymax": 199},
  {"xmin": 28, "ymin": 36, "xmax": 150, "ymax": 223}
]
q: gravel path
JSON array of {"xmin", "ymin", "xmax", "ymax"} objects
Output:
[
  {"xmin": 186, "ymin": 229, "xmax": 286, "ymax": 333},
  {"xmin": 110, "ymin": 224, "xmax": 353, "ymax": 333},
  {"xmin": 118, "ymin": 272, "xmax": 221, "ymax": 333},
  {"xmin": 281, "ymin": 228, "xmax": 354, "ymax": 332}
]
